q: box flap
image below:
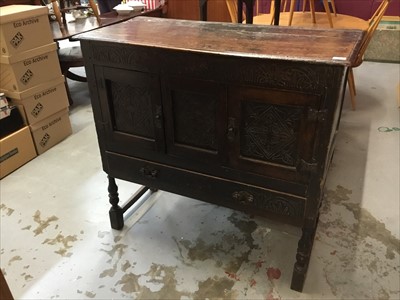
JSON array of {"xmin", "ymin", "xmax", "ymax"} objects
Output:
[
  {"xmin": 0, "ymin": 42, "xmax": 57, "ymax": 64},
  {"xmin": 0, "ymin": 5, "xmax": 49, "ymax": 25},
  {"xmin": 0, "ymin": 76, "xmax": 66, "ymax": 99}
]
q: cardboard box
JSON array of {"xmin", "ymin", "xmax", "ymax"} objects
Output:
[
  {"xmin": 0, "ymin": 126, "xmax": 36, "ymax": 179},
  {"xmin": 0, "ymin": 43, "xmax": 62, "ymax": 92},
  {"xmin": 0, "ymin": 5, "xmax": 54, "ymax": 56},
  {"xmin": 30, "ymin": 108, "xmax": 72, "ymax": 155},
  {"xmin": 3, "ymin": 76, "xmax": 69, "ymax": 125}
]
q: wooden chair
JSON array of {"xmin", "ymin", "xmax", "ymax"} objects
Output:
[
  {"xmin": 225, "ymin": 0, "xmax": 247, "ymax": 23},
  {"xmin": 50, "ymin": 0, "xmax": 100, "ymax": 105},
  {"xmin": 288, "ymin": 0, "xmax": 336, "ymax": 28},
  {"xmin": 348, "ymin": 0, "xmax": 391, "ymax": 110},
  {"xmin": 269, "ymin": 0, "xmax": 288, "ymax": 25}
]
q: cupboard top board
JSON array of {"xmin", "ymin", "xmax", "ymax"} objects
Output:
[{"xmin": 76, "ymin": 16, "xmax": 364, "ymax": 66}]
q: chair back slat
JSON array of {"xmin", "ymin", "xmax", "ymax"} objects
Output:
[
  {"xmin": 51, "ymin": 0, "xmax": 101, "ymax": 29},
  {"xmin": 354, "ymin": 0, "xmax": 391, "ymax": 67},
  {"xmin": 226, "ymin": 0, "xmax": 239, "ymax": 23}
]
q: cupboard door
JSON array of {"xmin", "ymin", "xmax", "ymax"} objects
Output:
[
  {"xmin": 228, "ymin": 86, "xmax": 321, "ymax": 183},
  {"xmin": 162, "ymin": 77, "xmax": 227, "ymax": 165},
  {"xmin": 95, "ymin": 66, "xmax": 165, "ymax": 158}
]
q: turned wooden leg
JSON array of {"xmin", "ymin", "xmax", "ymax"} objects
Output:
[
  {"xmin": 348, "ymin": 68, "xmax": 357, "ymax": 110},
  {"xmin": 108, "ymin": 176, "xmax": 124, "ymax": 230},
  {"xmin": 291, "ymin": 223, "xmax": 317, "ymax": 292}
]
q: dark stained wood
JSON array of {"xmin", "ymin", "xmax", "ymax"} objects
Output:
[
  {"xmin": 77, "ymin": 17, "xmax": 364, "ymax": 292},
  {"xmin": 51, "ymin": 8, "xmax": 162, "ymax": 41},
  {"xmin": 0, "ymin": 270, "xmax": 13, "ymax": 300},
  {"xmin": 0, "ymin": 0, "xmax": 39, "ymax": 6},
  {"xmin": 76, "ymin": 17, "xmax": 363, "ymax": 64}
]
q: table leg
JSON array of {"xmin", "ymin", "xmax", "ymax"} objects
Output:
[
  {"xmin": 108, "ymin": 175, "xmax": 124, "ymax": 230},
  {"xmin": 237, "ymin": 0, "xmax": 244, "ymax": 23},
  {"xmin": 107, "ymin": 175, "xmax": 156, "ymax": 230},
  {"xmin": 273, "ymin": 0, "xmax": 281, "ymax": 25},
  {"xmin": 199, "ymin": 0, "xmax": 208, "ymax": 21},
  {"xmin": 291, "ymin": 175, "xmax": 322, "ymax": 291},
  {"xmin": 244, "ymin": 0, "xmax": 254, "ymax": 24},
  {"xmin": 291, "ymin": 222, "xmax": 317, "ymax": 291}
]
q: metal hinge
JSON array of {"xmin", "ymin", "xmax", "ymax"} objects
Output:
[
  {"xmin": 307, "ymin": 108, "xmax": 328, "ymax": 122},
  {"xmin": 296, "ymin": 159, "xmax": 318, "ymax": 174}
]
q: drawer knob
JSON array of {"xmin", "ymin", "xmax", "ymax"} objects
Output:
[
  {"xmin": 139, "ymin": 166, "xmax": 158, "ymax": 179},
  {"xmin": 232, "ymin": 191, "xmax": 254, "ymax": 204}
]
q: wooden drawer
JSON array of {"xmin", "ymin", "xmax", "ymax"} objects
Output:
[{"xmin": 106, "ymin": 151, "xmax": 306, "ymax": 225}]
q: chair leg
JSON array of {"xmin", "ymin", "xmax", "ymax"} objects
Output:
[
  {"xmin": 302, "ymin": 0, "xmax": 306, "ymax": 12},
  {"xmin": 288, "ymin": 0, "xmax": 297, "ymax": 26},
  {"xmin": 322, "ymin": 0, "xmax": 333, "ymax": 28},
  {"xmin": 330, "ymin": 0, "xmax": 337, "ymax": 16},
  {"xmin": 270, "ymin": 0, "xmax": 275, "ymax": 25},
  {"xmin": 309, "ymin": 0, "xmax": 316, "ymax": 23},
  {"xmin": 348, "ymin": 68, "xmax": 356, "ymax": 110}
]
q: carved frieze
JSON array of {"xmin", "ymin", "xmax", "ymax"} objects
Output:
[{"xmin": 232, "ymin": 190, "xmax": 304, "ymax": 217}]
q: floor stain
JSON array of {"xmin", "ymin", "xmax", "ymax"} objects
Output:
[
  {"xmin": 116, "ymin": 264, "xmax": 189, "ymax": 298},
  {"xmin": 0, "ymin": 203, "xmax": 14, "ymax": 216},
  {"xmin": 121, "ymin": 260, "xmax": 131, "ymax": 272},
  {"xmin": 21, "ymin": 225, "xmax": 32, "ymax": 230},
  {"xmin": 8, "ymin": 255, "xmax": 22, "ymax": 266},
  {"xmin": 98, "ymin": 231, "xmax": 109, "ymax": 238},
  {"xmin": 193, "ymin": 276, "xmax": 237, "ymax": 299},
  {"xmin": 32, "ymin": 210, "xmax": 59, "ymax": 236},
  {"xmin": 21, "ymin": 273, "xmax": 33, "ymax": 281},
  {"xmin": 85, "ymin": 291, "xmax": 96, "ymax": 298},
  {"xmin": 266, "ymin": 267, "xmax": 281, "ymax": 281},
  {"xmin": 100, "ymin": 243, "xmax": 127, "ymax": 261},
  {"xmin": 177, "ymin": 212, "xmax": 259, "ymax": 277},
  {"xmin": 42, "ymin": 234, "xmax": 78, "ymax": 257},
  {"xmin": 318, "ymin": 185, "xmax": 400, "ymax": 299},
  {"xmin": 321, "ymin": 185, "xmax": 399, "ymax": 258},
  {"xmin": 100, "ymin": 263, "xmax": 118, "ymax": 278}
]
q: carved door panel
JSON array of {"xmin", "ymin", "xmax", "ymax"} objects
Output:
[
  {"xmin": 162, "ymin": 77, "xmax": 227, "ymax": 166},
  {"xmin": 227, "ymin": 86, "xmax": 321, "ymax": 183},
  {"xmin": 95, "ymin": 66, "xmax": 165, "ymax": 159}
]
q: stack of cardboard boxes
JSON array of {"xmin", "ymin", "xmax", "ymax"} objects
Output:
[{"xmin": 0, "ymin": 5, "xmax": 72, "ymax": 179}]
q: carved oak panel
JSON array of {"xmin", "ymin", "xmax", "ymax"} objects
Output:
[
  {"xmin": 110, "ymin": 81, "xmax": 155, "ymax": 138},
  {"xmin": 240, "ymin": 102, "xmax": 303, "ymax": 166},
  {"xmin": 171, "ymin": 89, "xmax": 217, "ymax": 151}
]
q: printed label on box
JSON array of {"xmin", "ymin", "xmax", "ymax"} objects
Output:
[
  {"xmin": 0, "ymin": 147, "xmax": 18, "ymax": 163},
  {"xmin": 13, "ymin": 17, "xmax": 40, "ymax": 29},
  {"xmin": 31, "ymin": 102, "xmax": 44, "ymax": 118},
  {"xmin": 30, "ymin": 108, "xmax": 72, "ymax": 154},
  {"xmin": 20, "ymin": 69, "xmax": 33, "ymax": 85},
  {"xmin": 39, "ymin": 133, "xmax": 50, "ymax": 148},
  {"xmin": 10, "ymin": 32, "xmax": 24, "ymax": 49},
  {"xmin": 3, "ymin": 77, "xmax": 69, "ymax": 125}
]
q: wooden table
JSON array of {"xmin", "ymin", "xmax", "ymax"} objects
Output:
[
  {"xmin": 0, "ymin": 270, "xmax": 13, "ymax": 300},
  {"xmin": 51, "ymin": 7, "xmax": 163, "ymax": 41},
  {"xmin": 76, "ymin": 17, "xmax": 364, "ymax": 292}
]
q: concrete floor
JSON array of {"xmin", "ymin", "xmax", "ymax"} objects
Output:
[{"xmin": 1, "ymin": 61, "xmax": 399, "ymax": 299}]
